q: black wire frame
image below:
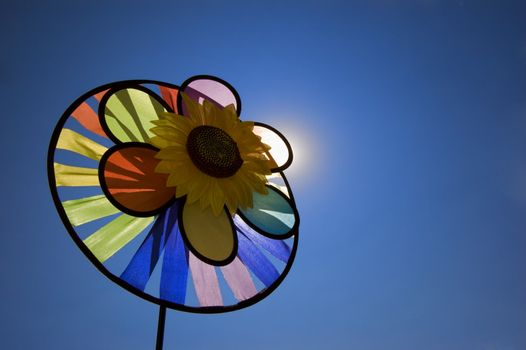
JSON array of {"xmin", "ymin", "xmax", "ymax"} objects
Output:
[{"xmin": 47, "ymin": 78, "xmax": 300, "ymax": 314}]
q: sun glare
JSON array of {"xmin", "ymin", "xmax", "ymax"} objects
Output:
[{"xmin": 253, "ymin": 119, "xmax": 319, "ymax": 186}]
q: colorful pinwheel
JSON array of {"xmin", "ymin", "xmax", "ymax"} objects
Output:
[{"xmin": 48, "ymin": 76, "xmax": 299, "ymax": 348}]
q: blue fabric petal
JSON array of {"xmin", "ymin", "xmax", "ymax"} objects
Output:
[
  {"xmin": 234, "ymin": 215, "xmax": 291, "ymax": 263},
  {"xmin": 160, "ymin": 225, "xmax": 188, "ymax": 304},
  {"xmin": 120, "ymin": 202, "xmax": 179, "ymax": 291},
  {"xmin": 236, "ymin": 230, "xmax": 279, "ymax": 287}
]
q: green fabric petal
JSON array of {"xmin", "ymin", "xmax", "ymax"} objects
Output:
[
  {"xmin": 62, "ymin": 195, "xmax": 120, "ymax": 227},
  {"xmin": 104, "ymin": 88, "xmax": 167, "ymax": 143},
  {"xmin": 83, "ymin": 214, "xmax": 154, "ymax": 263}
]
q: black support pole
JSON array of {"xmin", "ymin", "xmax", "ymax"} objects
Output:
[{"xmin": 156, "ymin": 305, "xmax": 167, "ymax": 350}]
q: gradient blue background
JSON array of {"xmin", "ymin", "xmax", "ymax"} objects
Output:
[{"xmin": 2, "ymin": 1, "xmax": 526, "ymax": 349}]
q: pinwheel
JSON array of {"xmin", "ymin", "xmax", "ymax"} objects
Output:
[{"xmin": 48, "ymin": 76, "xmax": 299, "ymax": 349}]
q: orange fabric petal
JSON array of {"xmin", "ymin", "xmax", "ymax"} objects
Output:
[
  {"xmin": 159, "ymin": 86, "xmax": 179, "ymax": 113},
  {"xmin": 94, "ymin": 89, "xmax": 110, "ymax": 101},
  {"xmin": 102, "ymin": 145, "xmax": 176, "ymax": 215},
  {"xmin": 71, "ymin": 102, "xmax": 108, "ymax": 138}
]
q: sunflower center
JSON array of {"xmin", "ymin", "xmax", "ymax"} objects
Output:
[{"xmin": 186, "ymin": 125, "xmax": 243, "ymax": 178}]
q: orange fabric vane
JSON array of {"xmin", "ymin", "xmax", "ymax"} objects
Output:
[{"xmin": 71, "ymin": 102, "xmax": 108, "ymax": 138}]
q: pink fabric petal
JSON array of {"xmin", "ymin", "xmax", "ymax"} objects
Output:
[
  {"xmin": 189, "ymin": 252, "xmax": 223, "ymax": 307},
  {"xmin": 182, "ymin": 77, "xmax": 240, "ymax": 116},
  {"xmin": 220, "ymin": 257, "xmax": 257, "ymax": 301},
  {"xmin": 186, "ymin": 79, "xmax": 238, "ymax": 109}
]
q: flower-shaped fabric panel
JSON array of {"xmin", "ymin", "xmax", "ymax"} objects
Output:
[{"xmin": 48, "ymin": 77, "xmax": 299, "ymax": 312}]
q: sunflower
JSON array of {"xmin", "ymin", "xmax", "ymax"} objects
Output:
[{"xmin": 150, "ymin": 94, "xmax": 272, "ymax": 216}]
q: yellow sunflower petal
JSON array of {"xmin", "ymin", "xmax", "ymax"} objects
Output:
[
  {"xmin": 188, "ymin": 175, "xmax": 210, "ymax": 204},
  {"xmin": 155, "ymin": 146, "xmax": 187, "ymax": 160},
  {"xmin": 150, "ymin": 136, "xmax": 182, "ymax": 149},
  {"xmin": 150, "ymin": 126, "xmax": 188, "ymax": 140},
  {"xmin": 182, "ymin": 93, "xmax": 205, "ymax": 123},
  {"xmin": 175, "ymin": 183, "xmax": 190, "ymax": 198},
  {"xmin": 209, "ymin": 180, "xmax": 226, "ymax": 216}
]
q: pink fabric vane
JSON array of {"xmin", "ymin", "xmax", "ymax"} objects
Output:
[
  {"xmin": 220, "ymin": 257, "xmax": 258, "ymax": 301},
  {"xmin": 189, "ymin": 252, "xmax": 223, "ymax": 307}
]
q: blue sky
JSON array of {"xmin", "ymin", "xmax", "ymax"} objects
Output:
[{"xmin": 1, "ymin": 1, "xmax": 526, "ymax": 349}]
